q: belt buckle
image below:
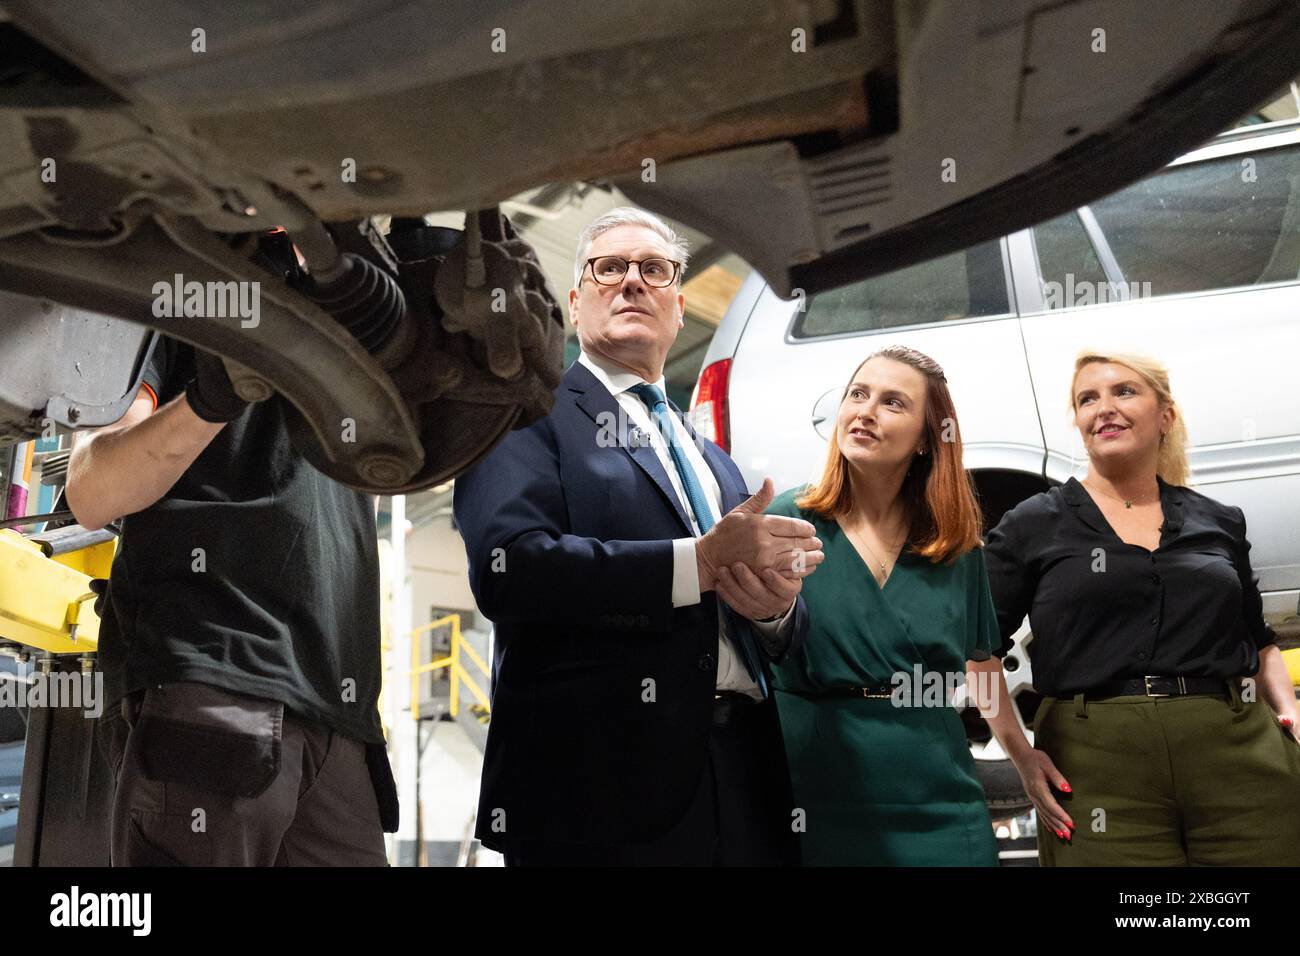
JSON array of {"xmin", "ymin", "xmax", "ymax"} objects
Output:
[
  {"xmin": 1144, "ymin": 675, "xmax": 1185, "ymax": 697},
  {"xmin": 862, "ymin": 687, "xmax": 891, "ymax": 699}
]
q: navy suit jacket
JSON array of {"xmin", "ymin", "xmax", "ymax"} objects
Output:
[{"xmin": 453, "ymin": 359, "xmax": 807, "ymax": 850}]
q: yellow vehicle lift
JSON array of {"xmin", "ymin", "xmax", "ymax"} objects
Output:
[
  {"xmin": 0, "ymin": 525, "xmax": 115, "ymax": 655},
  {"xmin": 0, "ymin": 515, "xmax": 118, "ymax": 867}
]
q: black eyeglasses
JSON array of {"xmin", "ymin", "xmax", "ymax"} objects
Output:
[{"xmin": 584, "ymin": 256, "xmax": 681, "ymax": 288}]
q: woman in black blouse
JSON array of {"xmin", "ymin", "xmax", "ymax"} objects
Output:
[{"xmin": 976, "ymin": 351, "xmax": 1300, "ymax": 866}]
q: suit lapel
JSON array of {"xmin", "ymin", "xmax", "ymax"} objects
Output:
[
  {"xmin": 568, "ymin": 361, "xmax": 694, "ymax": 534},
  {"xmin": 690, "ymin": 420, "xmax": 744, "ymax": 513},
  {"xmin": 660, "ymin": 391, "xmax": 747, "ymax": 512}
]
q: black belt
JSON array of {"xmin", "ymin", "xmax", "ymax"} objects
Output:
[
  {"xmin": 783, "ymin": 683, "xmax": 895, "ymax": 700},
  {"xmin": 1083, "ymin": 676, "xmax": 1235, "ymax": 700},
  {"xmin": 712, "ymin": 691, "xmax": 759, "ymax": 726}
]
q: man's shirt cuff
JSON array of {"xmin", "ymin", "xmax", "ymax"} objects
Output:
[
  {"xmin": 750, "ymin": 598, "xmax": 796, "ymax": 637},
  {"xmin": 671, "ymin": 537, "xmax": 702, "ymax": 608}
]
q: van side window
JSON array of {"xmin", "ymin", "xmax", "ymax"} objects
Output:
[
  {"xmin": 1033, "ymin": 211, "xmax": 1109, "ymax": 308},
  {"xmin": 792, "ymin": 238, "xmax": 1008, "ymax": 338},
  {"xmin": 1089, "ymin": 146, "xmax": 1300, "ymax": 296}
]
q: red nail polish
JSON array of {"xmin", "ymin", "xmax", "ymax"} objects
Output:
[
  {"xmin": 1281, "ymin": 716, "xmax": 1295, "ymax": 730},
  {"xmin": 1060, "ymin": 783, "xmax": 1072, "ymax": 793}
]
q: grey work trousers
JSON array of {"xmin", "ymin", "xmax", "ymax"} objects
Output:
[{"xmin": 99, "ymin": 681, "xmax": 388, "ymax": 866}]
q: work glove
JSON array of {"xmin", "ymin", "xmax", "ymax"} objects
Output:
[
  {"xmin": 185, "ymin": 349, "xmax": 250, "ymax": 423},
  {"xmin": 88, "ymin": 577, "xmax": 108, "ymax": 618}
]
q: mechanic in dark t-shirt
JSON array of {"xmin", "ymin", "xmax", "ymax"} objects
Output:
[{"xmin": 67, "ymin": 331, "xmax": 398, "ymax": 866}]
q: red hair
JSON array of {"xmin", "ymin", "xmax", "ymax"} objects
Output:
[{"xmin": 796, "ymin": 345, "xmax": 983, "ymax": 564}]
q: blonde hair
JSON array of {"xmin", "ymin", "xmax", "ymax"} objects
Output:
[{"xmin": 1068, "ymin": 351, "xmax": 1190, "ymax": 486}]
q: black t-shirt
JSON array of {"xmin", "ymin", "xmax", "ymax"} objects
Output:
[
  {"xmin": 983, "ymin": 476, "xmax": 1277, "ymax": 697},
  {"xmin": 98, "ymin": 334, "xmax": 384, "ymax": 745}
]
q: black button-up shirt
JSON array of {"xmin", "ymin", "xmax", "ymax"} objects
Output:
[{"xmin": 983, "ymin": 476, "xmax": 1276, "ymax": 697}]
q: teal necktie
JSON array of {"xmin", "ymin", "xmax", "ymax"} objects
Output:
[{"xmin": 628, "ymin": 382, "xmax": 769, "ymax": 697}]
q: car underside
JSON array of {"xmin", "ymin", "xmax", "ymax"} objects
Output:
[{"xmin": 1, "ymin": 0, "xmax": 1299, "ymax": 491}]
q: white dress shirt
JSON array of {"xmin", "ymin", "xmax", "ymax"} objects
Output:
[{"xmin": 578, "ymin": 349, "xmax": 796, "ymax": 700}]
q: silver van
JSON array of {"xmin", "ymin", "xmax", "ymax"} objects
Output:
[{"xmin": 691, "ymin": 120, "xmax": 1300, "ymax": 830}]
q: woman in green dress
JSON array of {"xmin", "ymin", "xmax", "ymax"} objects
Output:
[{"xmin": 763, "ymin": 345, "xmax": 1008, "ymax": 866}]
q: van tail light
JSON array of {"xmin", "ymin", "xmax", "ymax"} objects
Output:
[{"xmin": 690, "ymin": 358, "xmax": 732, "ymax": 453}]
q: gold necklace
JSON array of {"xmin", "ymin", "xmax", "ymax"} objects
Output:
[
  {"xmin": 842, "ymin": 519, "xmax": 907, "ymax": 584},
  {"xmin": 1082, "ymin": 477, "xmax": 1158, "ymax": 509}
]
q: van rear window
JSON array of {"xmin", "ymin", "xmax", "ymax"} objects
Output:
[
  {"xmin": 791, "ymin": 238, "xmax": 1010, "ymax": 338},
  {"xmin": 1087, "ymin": 145, "xmax": 1300, "ymax": 297}
]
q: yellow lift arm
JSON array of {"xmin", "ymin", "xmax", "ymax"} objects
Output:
[{"xmin": 0, "ymin": 527, "xmax": 115, "ymax": 654}]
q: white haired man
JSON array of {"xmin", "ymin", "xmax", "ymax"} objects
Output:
[{"xmin": 454, "ymin": 208, "xmax": 824, "ymax": 865}]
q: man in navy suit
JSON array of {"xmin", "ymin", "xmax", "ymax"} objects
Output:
[{"xmin": 453, "ymin": 208, "xmax": 825, "ymax": 865}]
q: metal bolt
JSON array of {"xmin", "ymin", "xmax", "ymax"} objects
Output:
[
  {"xmin": 233, "ymin": 376, "xmax": 273, "ymax": 402},
  {"xmin": 359, "ymin": 452, "xmax": 409, "ymax": 487},
  {"xmin": 222, "ymin": 357, "xmax": 274, "ymax": 403}
]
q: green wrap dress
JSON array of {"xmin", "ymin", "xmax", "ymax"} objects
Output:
[{"xmin": 766, "ymin": 486, "xmax": 1003, "ymax": 866}]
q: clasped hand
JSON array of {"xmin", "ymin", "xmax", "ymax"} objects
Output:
[{"xmin": 695, "ymin": 477, "xmax": 825, "ymax": 620}]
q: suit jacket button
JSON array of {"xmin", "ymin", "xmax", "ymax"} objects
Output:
[{"xmin": 698, "ymin": 653, "xmax": 715, "ymax": 671}]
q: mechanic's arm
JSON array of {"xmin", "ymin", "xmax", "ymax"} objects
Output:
[
  {"xmin": 65, "ymin": 388, "xmax": 224, "ymax": 531},
  {"xmin": 65, "ymin": 351, "xmax": 248, "ymax": 531}
]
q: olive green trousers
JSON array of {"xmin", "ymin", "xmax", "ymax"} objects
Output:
[{"xmin": 1034, "ymin": 684, "xmax": 1300, "ymax": 866}]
